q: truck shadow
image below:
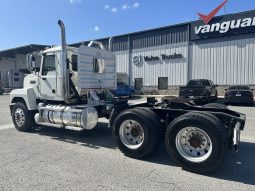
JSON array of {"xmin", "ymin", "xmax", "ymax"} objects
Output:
[
  {"xmin": 209, "ymin": 141, "xmax": 255, "ymax": 185},
  {"xmin": 31, "ymin": 124, "xmax": 255, "ymax": 186},
  {"xmin": 33, "ymin": 122, "xmax": 117, "ymax": 150}
]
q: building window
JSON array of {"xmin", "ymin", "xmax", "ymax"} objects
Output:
[
  {"xmin": 135, "ymin": 78, "xmax": 143, "ymax": 90},
  {"xmin": 158, "ymin": 77, "xmax": 168, "ymax": 90}
]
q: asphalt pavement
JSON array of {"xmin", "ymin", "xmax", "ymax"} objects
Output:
[{"xmin": 0, "ymin": 95, "xmax": 255, "ymax": 191}]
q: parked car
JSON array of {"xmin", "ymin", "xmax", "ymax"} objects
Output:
[
  {"xmin": 179, "ymin": 79, "xmax": 218, "ymax": 103},
  {"xmin": 224, "ymin": 85, "xmax": 254, "ymax": 105},
  {"xmin": 113, "ymin": 82, "xmax": 135, "ymax": 98}
]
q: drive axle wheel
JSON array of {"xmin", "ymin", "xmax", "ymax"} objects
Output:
[
  {"xmin": 175, "ymin": 127, "xmax": 212, "ymax": 163},
  {"xmin": 165, "ymin": 112, "xmax": 227, "ymax": 174},
  {"xmin": 12, "ymin": 102, "xmax": 33, "ymax": 132},
  {"xmin": 112, "ymin": 108, "xmax": 160, "ymax": 158},
  {"xmin": 119, "ymin": 120, "xmax": 144, "ymax": 149}
]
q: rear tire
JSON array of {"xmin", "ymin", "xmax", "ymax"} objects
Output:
[
  {"xmin": 12, "ymin": 102, "xmax": 34, "ymax": 132},
  {"xmin": 165, "ymin": 112, "xmax": 227, "ymax": 174},
  {"xmin": 112, "ymin": 108, "xmax": 160, "ymax": 158}
]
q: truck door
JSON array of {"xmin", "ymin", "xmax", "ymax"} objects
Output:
[{"xmin": 39, "ymin": 53, "xmax": 58, "ymax": 99}]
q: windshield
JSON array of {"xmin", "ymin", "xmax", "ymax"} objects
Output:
[
  {"xmin": 187, "ymin": 80, "xmax": 210, "ymax": 86},
  {"xmin": 229, "ymin": 86, "xmax": 249, "ymax": 90}
]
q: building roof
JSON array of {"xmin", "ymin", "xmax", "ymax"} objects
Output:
[
  {"xmin": 70, "ymin": 9, "xmax": 255, "ymax": 48},
  {"xmin": 0, "ymin": 44, "xmax": 49, "ymax": 58}
]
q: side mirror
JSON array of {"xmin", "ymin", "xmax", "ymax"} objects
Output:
[
  {"xmin": 31, "ymin": 56, "xmax": 36, "ymax": 69},
  {"xmin": 26, "ymin": 54, "xmax": 37, "ymax": 72},
  {"xmin": 215, "ymin": 84, "xmax": 218, "ymax": 87},
  {"xmin": 251, "ymin": 89, "xmax": 254, "ymax": 91}
]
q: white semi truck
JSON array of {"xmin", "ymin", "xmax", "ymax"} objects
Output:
[{"xmin": 9, "ymin": 20, "xmax": 246, "ymax": 173}]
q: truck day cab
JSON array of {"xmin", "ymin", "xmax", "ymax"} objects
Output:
[{"xmin": 9, "ymin": 20, "xmax": 246, "ymax": 174}]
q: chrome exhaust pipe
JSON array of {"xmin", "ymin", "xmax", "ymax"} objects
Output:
[
  {"xmin": 88, "ymin": 41, "xmax": 105, "ymax": 50},
  {"xmin": 58, "ymin": 20, "xmax": 70, "ymax": 103},
  {"xmin": 108, "ymin": 37, "xmax": 113, "ymax": 51}
]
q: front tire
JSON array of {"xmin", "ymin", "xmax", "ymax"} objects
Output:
[
  {"xmin": 112, "ymin": 108, "xmax": 160, "ymax": 158},
  {"xmin": 12, "ymin": 102, "xmax": 33, "ymax": 132},
  {"xmin": 165, "ymin": 112, "xmax": 227, "ymax": 174}
]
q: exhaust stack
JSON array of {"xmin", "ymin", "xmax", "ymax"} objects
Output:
[
  {"xmin": 108, "ymin": 37, "xmax": 113, "ymax": 51},
  {"xmin": 58, "ymin": 20, "xmax": 70, "ymax": 103}
]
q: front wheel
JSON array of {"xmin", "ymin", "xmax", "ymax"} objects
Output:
[
  {"xmin": 12, "ymin": 102, "xmax": 34, "ymax": 132},
  {"xmin": 165, "ymin": 112, "xmax": 227, "ymax": 174}
]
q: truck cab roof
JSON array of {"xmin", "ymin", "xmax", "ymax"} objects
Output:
[{"xmin": 41, "ymin": 46, "xmax": 78, "ymax": 54}]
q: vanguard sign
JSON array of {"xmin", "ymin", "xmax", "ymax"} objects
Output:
[
  {"xmin": 191, "ymin": 10, "xmax": 255, "ymax": 40},
  {"xmin": 195, "ymin": 17, "xmax": 255, "ymax": 35}
]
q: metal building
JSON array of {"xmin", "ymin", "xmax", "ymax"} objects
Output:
[
  {"xmin": 72, "ymin": 10, "xmax": 255, "ymax": 93},
  {"xmin": 0, "ymin": 45, "xmax": 48, "ymax": 89},
  {"xmin": 0, "ymin": 10, "xmax": 255, "ymax": 94}
]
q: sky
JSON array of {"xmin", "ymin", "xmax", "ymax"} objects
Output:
[{"xmin": 0, "ymin": 0, "xmax": 254, "ymax": 50}]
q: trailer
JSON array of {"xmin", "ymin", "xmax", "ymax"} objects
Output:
[{"xmin": 9, "ymin": 20, "xmax": 246, "ymax": 174}]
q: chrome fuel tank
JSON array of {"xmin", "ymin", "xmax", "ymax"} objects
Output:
[{"xmin": 36, "ymin": 104, "xmax": 98, "ymax": 130}]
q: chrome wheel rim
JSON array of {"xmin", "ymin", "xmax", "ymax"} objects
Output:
[
  {"xmin": 119, "ymin": 120, "xmax": 144, "ymax": 149},
  {"xmin": 14, "ymin": 108, "xmax": 26, "ymax": 127},
  {"xmin": 175, "ymin": 127, "xmax": 212, "ymax": 162}
]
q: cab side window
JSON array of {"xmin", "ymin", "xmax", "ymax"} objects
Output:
[{"xmin": 42, "ymin": 54, "xmax": 56, "ymax": 76}]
